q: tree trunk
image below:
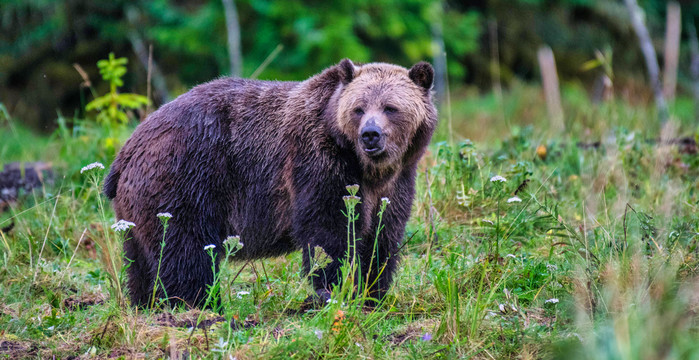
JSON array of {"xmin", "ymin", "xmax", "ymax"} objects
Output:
[
  {"xmin": 431, "ymin": 8, "xmax": 447, "ymax": 104},
  {"xmin": 488, "ymin": 19, "xmax": 502, "ymax": 101},
  {"xmin": 624, "ymin": 0, "xmax": 668, "ymax": 121},
  {"xmin": 222, "ymin": 0, "xmax": 243, "ymax": 77},
  {"xmin": 537, "ymin": 46, "xmax": 565, "ymax": 134},
  {"xmin": 688, "ymin": 20, "xmax": 699, "ymax": 122},
  {"xmin": 662, "ymin": 2, "xmax": 681, "ymax": 101},
  {"xmin": 125, "ymin": 6, "xmax": 170, "ymax": 106},
  {"xmin": 127, "ymin": 33, "xmax": 171, "ymax": 107}
]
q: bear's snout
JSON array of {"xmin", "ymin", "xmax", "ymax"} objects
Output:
[{"xmin": 360, "ymin": 124, "xmax": 384, "ymax": 155}]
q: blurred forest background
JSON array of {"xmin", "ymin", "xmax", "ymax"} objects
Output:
[{"xmin": 2, "ymin": 0, "xmax": 699, "ymax": 132}]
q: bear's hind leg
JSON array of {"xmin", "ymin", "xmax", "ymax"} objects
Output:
[
  {"xmin": 156, "ymin": 224, "xmax": 220, "ymax": 309},
  {"xmin": 124, "ymin": 235, "xmax": 156, "ymax": 307}
]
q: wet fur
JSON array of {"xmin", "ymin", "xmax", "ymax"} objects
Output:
[{"xmin": 105, "ymin": 59, "xmax": 438, "ymax": 307}]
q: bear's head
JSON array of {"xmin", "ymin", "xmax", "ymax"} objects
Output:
[{"xmin": 329, "ymin": 59, "xmax": 437, "ymax": 177}]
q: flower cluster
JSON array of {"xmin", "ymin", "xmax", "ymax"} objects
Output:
[
  {"xmin": 157, "ymin": 212, "xmax": 173, "ymax": 220},
  {"xmin": 490, "ymin": 175, "xmax": 507, "ymax": 183},
  {"xmin": 204, "ymin": 244, "xmax": 216, "ymax": 251},
  {"xmin": 224, "ymin": 235, "xmax": 243, "ymax": 248},
  {"xmin": 345, "ymin": 184, "xmax": 360, "ymax": 195},
  {"xmin": 507, "ymin": 196, "xmax": 522, "ymax": 203},
  {"xmin": 80, "ymin": 162, "xmax": 105, "ymax": 174},
  {"xmin": 111, "ymin": 219, "xmax": 136, "ymax": 232},
  {"xmin": 343, "ymin": 195, "xmax": 361, "ymax": 208}
]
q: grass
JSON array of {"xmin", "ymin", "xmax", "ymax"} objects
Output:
[{"xmin": 0, "ymin": 83, "xmax": 698, "ymax": 359}]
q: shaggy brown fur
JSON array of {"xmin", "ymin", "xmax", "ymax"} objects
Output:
[{"xmin": 104, "ymin": 59, "xmax": 438, "ymax": 308}]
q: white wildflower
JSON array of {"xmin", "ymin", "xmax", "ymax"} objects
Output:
[
  {"xmin": 204, "ymin": 244, "xmax": 216, "ymax": 251},
  {"xmin": 547, "ymin": 264, "xmax": 558, "ymax": 272},
  {"xmin": 236, "ymin": 291, "xmax": 250, "ymax": 299},
  {"xmin": 111, "ymin": 219, "xmax": 136, "ymax": 232},
  {"xmin": 345, "ymin": 184, "xmax": 360, "ymax": 193},
  {"xmin": 80, "ymin": 162, "xmax": 105, "ymax": 174},
  {"xmin": 507, "ymin": 196, "xmax": 522, "ymax": 203},
  {"xmin": 505, "ymin": 254, "xmax": 517, "ymax": 259},
  {"xmin": 225, "ymin": 235, "xmax": 243, "ymax": 248},
  {"xmin": 381, "ymin": 197, "xmax": 390, "ymax": 206},
  {"xmin": 314, "ymin": 329, "xmax": 323, "ymax": 339},
  {"xmin": 490, "ymin": 175, "xmax": 507, "ymax": 182},
  {"xmin": 325, "ymin": 298, "xmax": 346, "ymax": 306},
  {"xmin": 545, "ymin": 298, "xmax": 559, "ymax": 304},
  {"xmin": 157, "ymin": 212, "xmax": 172, "ymax": 220},
  {"xmin": 498, "ymin": 303, "xmax": 517, "ymax": 313}
]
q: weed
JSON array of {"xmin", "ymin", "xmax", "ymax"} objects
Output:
[
  {"xmin": 150, "ymin": 212, "xmax": 172, "ymax": 309},
  {"xmin": 86, "ymin": 53, "xmax": 150, "ymax": 126}
]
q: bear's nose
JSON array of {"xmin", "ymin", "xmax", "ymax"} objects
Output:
[{"xmin": 360, "ymin": 125, "xmax": 382, "ymax": 149}]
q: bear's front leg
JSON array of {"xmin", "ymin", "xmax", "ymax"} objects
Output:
[
  {"xmin": 358, "ymin": 169, "xmax": 416, "ymax": 304},
  {"xmin": 357, "ymin": 204, "xmax": 405, "ymax": 304},
  {"xmin": 296, "ymin": 213, "xmax": 364, "ymax": 302},
  {"xmin": 292, "ymin": 169, "xmax": 365, "ymax": 303}
]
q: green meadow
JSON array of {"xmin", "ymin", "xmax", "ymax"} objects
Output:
[{"xmin": 2, "ymin": 76, "xmax": 698, "ymax": 358}]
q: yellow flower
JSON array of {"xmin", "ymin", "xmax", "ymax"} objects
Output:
[{"xmin": 536, "ymin": 145, "xmax": 547, "ymax": 160}]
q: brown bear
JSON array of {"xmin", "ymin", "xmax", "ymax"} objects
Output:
[{"xmin": 104, "ymin": 59, "xmax": 438, "ymax": 308}]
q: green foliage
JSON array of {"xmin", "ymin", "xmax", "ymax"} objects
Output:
[
  {"xmin": 86, "ymin": 53, "xmax": 150, "ymax": 125},
  {"xmin": 5, "ymin": 0, "xmax": 699, "ymax": 131}
]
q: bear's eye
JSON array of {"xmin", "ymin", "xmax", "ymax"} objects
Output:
[
  {"xmin": 384, "ymin": 106, "xmax": 398, "ymax": 114},
  {"xmin": 353, "ymin": 108, "xmax": 365, "ymax": 116}
]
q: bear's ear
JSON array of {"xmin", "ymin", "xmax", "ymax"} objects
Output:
[
  {"xmin": 409, "ymin": 62, "xmax": 434, "ymax": 90},
  {"xmin": 338, "ymin": 59, "xmax": 356, "ymax": 85}
]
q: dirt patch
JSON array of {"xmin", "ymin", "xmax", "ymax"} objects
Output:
[
  {"xmin": 107, "ymin": 345, "xmax": 152, "ymax": 359},
  {"xmin": 155, "ymin": 312, "xmax": 224, "ymax": 329},
  {"xmin": 0, "ymin": 162, "xmax": 53, "ymax": 216},
  {"xmin": 0, "ymin": 304, "xmax": 17, "ymax": 318},
  {"xmin": 523, "ymin": 307, "xmax": 556, "ymax": 328},
  {"xmin": 64, "ymin": 292, "xmax": 107, "ymax": 310},
  {"xmin": 0, "ymin": 339, "xmax": 38, "ymax": 359},
  {"xmin": 388, "ymin": 319, "xmax": 437, "ymax": 346},
  {"xmin": 389, "ymin": 326, "xmax": 422, "ymax": 346},
  {"xmin": 154, "ymin": 311, "xmax": 257, "ymax": 330}
]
